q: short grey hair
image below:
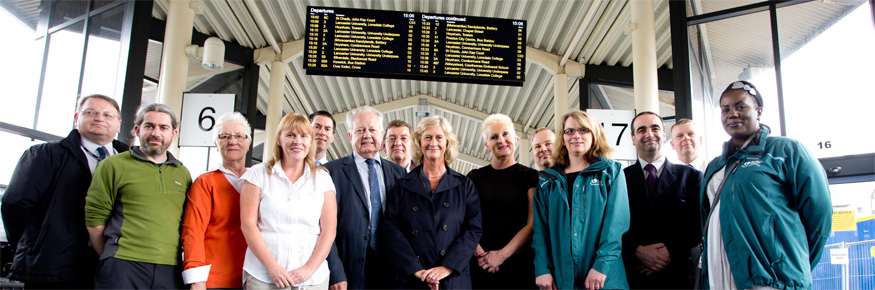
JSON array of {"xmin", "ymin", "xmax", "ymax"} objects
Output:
[
  {"xmin": 346, "ymin": 105, "xmax": 384, "ymax": 133},
  {"xmin": 480, "ymin": 113, "xmax": 516, "ymax": 142},
  {"xmin": 213, "ymin": 112, "xmax": 252, "ymax": 142}
]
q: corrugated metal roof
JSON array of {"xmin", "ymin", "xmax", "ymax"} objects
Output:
[{"xmin": 150, "ymin": 0, "xmax": 858, "ymax": 173}]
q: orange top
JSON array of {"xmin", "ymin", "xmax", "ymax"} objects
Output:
[{"xmin": 181, "ymin": 170, "xmax": 247, "ymax": 288}]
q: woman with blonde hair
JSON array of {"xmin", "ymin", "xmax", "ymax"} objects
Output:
[
  {"xmin": 239, "ymin": 113, "xmax": 337, "ymax": 290},
  {"xmin": 532, "ymin": 110, "xmax": 630, "ymax": 290},
  {"xmin": 382, "ymin": 115, "xmax": 482, "ymax": 289}
]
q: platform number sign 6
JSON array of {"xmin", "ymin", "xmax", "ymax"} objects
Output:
[
  {"xmin": 198, "ymin": 107, "xmax": 216, "ymax": 131},
  {"xmin": 180, "ymin": 93, "xmax": 235, "ymax": 147}
]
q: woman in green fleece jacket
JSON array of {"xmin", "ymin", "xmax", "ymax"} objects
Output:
[
  {"xmin": 532, "ymin": 110, "xmax": 630, "ymax": 290},
  {"xmin": 701, "ymin": 81, "xmax": 831, "ymax": 290}
]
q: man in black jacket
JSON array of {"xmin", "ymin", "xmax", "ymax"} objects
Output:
[{"xmin": 1, "ymin": 94, "xmax": 129, "ymax": 289}]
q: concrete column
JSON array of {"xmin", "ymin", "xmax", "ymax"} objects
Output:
[
  {"xmin": 554, "ymin": 74, "xmax": 569, "ymax": 120},
  {"xmin": 631, "ymin": 0, "xmax": 659, "ymax": 114},
  {"xmin": 517, "ymin": 137, "xmax": 532, "ymax": 169},
  {"xmin": 262, "ymin": 61, "xmax": 286, "ymax": 162},
  {"xmin": 157, "ymin": 0, "xmax": 195, "ymax": 156}
]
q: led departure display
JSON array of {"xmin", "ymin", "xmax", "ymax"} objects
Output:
[{"xmin": 305, "ymin": 6, "xmax": 526, "ymax": 86}]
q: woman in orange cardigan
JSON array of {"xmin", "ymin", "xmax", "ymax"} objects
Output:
[{"xmin": 181, "ymin": 112, "xmax": 252, "ymax": 289}]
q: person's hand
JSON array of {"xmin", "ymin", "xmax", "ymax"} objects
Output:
[
  {"xmin": 636, "ymin": 265, "xmax": 655, "ymax": 275},
  {"xmin": 478, "ymin": 250, "xmax": 508, "ymax": 273},
  {"xmin": 415, "ymin": 269, "xmax": 440, "ymax": 290},
  {"xmin": 475, "ymin": 244, "xmax": 486, "ymax": 257},
  {"xmin": 422, "ymin": 266, "xmax": 452, "ymax": 284},
  {"xmin": 535, "ymin": 273, "xmax": 557, "ymax": 290},
  {"xmin": 289, "ymin": 265, "xmax": 316, "ymax": 286},
  {"xmin": 584, "ymin": 268, "xmax": 606, "ymax": 290},
  {"xmin": 635, "ymin": 243, "xmax": 671, "ymax": 271},
  {"xmin": 267, "ymin": 263, "xmax": 293, "ymax": 288},
  {"xmin": 329, "ymin": 281, "xmax": 348, "ymax": 290},
  {"xmin": 190, "ymin": 282, "xmax": 206, "ymax": 290}
]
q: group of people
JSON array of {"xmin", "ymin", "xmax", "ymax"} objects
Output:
[{"xmin": 1, "ymin": 80, "xmax": 832, "ymax": 290}]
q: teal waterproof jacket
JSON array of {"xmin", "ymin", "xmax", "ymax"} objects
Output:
[
  {"xmin": 533, "ymin": 158, "xmax": 630, "ymax": 289},
  {"xmin": 701, "ymin": 126, "xmax": 832, "ymax": 290}
]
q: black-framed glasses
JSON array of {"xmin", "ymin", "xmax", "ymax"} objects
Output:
[
  {"xmin": 563, "ymin": 128, "xmax": 591, "ymax": 136},
  {"xmin": 80, "ymin": 109, "xmax": 119, "ymax": 121},
  {"xmin": 218, "ymin": 134, "xmax": 249, "ymax": 141}
]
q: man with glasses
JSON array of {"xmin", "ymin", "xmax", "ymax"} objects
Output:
[
  {"xmin": 382, "ymin": 119, "xmax": 417, "ymax": 172},
  {"xmin": 1, "ymin": 94, "xmax": 129, "ymax": 289},
  {"xmin": 324, "ymin": 106, "xmax": 406, "ymax": 290},
  {"xmin": 309, "ymin": 111, "xmax": 337, "ymax": 165}
]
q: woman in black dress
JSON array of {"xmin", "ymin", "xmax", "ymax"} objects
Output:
[{"xmin": 467, "ymin": 113, "xmax": 538, "ymax": 289}]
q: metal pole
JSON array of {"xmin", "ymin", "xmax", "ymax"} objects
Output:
[{"xmin": 631, "ymin": 0, "xmax": 659, "ymax": 114}]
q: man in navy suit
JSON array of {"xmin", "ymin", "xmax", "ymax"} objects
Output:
[
  {"xmin": 324, "ymin": 106, "xmax": 407, "ymax": 290},
  {"xmin": 622, "ymin": 112, "xmax": 702, "ymax": 289}
]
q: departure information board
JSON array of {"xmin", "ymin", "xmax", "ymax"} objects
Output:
[{"xmin": 305, "ymin": 6, "xmax": 526, "ymax": 86}]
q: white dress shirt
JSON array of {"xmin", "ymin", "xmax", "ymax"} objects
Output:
[
  {"xmin": 80, "ymin": 137, "xmax": 116, "ymax": 174},
  {"xmin": 352, "ymin": 151, "xmax": 386, "ymax": 215},
  {"xmin": 240, "ymin": 163, "xmax": 336, "ymax": 285}
]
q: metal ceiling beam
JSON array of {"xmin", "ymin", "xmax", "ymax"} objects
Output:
[{"xmin": 456, "ymin": 151, "xmax": 490, "ymax": 167}]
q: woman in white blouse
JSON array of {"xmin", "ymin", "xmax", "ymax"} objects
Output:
[{"xmin": 240, "ymin": 113, "xmax": 337, "ymax": 289}]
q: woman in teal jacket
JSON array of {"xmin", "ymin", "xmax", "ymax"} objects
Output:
[
  {"xmin": 533, "ymin": 110, "xmax": 630, "ymax": 290},
  {"xmin": 700, "ymin": 81, "xmax": 831, "ymax": 290}
]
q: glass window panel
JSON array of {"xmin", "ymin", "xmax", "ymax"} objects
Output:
[
  {"xmin": 91, "ymin": 0, "xmax": 121, "ymax": 12},
  {"xmin": 778, "ymin": 1, "xmax": 875, "ymax": 158},
  {"xmin": 687, "ymin": 10, "xmax": 780, "ymax": 159},
  {"xmin": 80, "ymin": 5, "xmax": 124, "ymax": 99},
  {"xmin": 49, "ymin": 0, "xmax": 88, "ymax": 28},
  {"xmin": 692, "ymin": 0, "xmax": 765, "ymax": 17},
  {"xmin": 0, "ymin": 7, "xmax": 43, "ymax": 128},
  {"xmin": 0, "ymin": 131, "xmax": 48, "ymax": 186},
  {"xmin": 36, "ymin": 21, "xmax": 85, "ymax": 137}
]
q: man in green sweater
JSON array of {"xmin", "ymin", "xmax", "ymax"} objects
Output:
[{"xmin": 85, "ymin": 103, "xmax": 192, "ymax": 289}]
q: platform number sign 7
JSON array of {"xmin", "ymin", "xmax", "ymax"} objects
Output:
[
  {"xmin": 601, "ymin": 123, "xmax": 629, "ymax": 146},
  {"xmin": 586, "ymin": 109, "xmax": 636, "ymax": 160}
]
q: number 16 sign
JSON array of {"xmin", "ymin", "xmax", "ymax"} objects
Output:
[{"xmin": 180, "ymin": 93, "xmax": 235, "ymax": 147}]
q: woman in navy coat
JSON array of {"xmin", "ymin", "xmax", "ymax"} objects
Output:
[{"xmin": 382, "ymin": 115, "xmax": 483, "ymax": 289}]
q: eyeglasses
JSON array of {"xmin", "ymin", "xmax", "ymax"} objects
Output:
[
  {"xmin": 731, "ymin": 81, "xmax": 758, "ymax": 97},
  {"xmin": 218, "ymin": 134, "xmax": 249, "ymax": 141},
  {"xmin": 80, "ymin": 109, "xmax": 119, "ymax": 121},
  {"xmin": 563, "ymin": 128, "xmax": 591, "ymax": 136}
]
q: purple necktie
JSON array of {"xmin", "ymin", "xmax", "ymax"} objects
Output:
[{"xmin": 644, "ymin": 164, "xmax": 657, "ymax": 198}]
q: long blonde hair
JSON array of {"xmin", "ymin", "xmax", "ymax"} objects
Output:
[
  {"xmin": 552, "ymin": 110, "xmax": 613, "ymax": 167},
  {"xmin": 266, "ymin": 113, "xmax": 317, "ymax": 175}
]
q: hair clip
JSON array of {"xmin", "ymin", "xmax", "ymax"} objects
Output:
[{"xmin": 731, "ymin": 81, "xmax": 757, "ymax": 96}]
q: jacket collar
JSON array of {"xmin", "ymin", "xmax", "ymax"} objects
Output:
[
  {"xmin": 401, "ymin": 164, "xmax": 463, "ymax": 196},
  {"xmin": 543, "ymin": 157, "xmax": 610, "ymax": 180},
  {"xmin": 721, "ymin": 125, "xmax": 770, "ymax": 159},
  {"xmin": 130, "ymin": 146, "xmax": 182, "ymax": 165}
]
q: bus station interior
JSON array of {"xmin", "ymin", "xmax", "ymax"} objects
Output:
[{"xmin": 1, "ymin": 0, "xmax": 874, "ymax": 288}]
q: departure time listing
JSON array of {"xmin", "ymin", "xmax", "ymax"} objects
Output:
[{"xmin": 305, "ymin": 6, "xmax": 526, "ymax": 85}]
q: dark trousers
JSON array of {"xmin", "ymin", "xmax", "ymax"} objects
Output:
[
  {"xmin": 24, "ymin": 279, "xmax": 93, "ymax": 290},
  {"xmin": 364, "ymin": 246, "xmax": 391, "ymax": 289},
  {"xmin": 93, "ymin": 257, "xmax": 182, "ymax": 289}
]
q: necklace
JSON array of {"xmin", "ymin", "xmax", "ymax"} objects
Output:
[{"xmin": 426, "ymin": 172, "xmax": 445, "ymax": 179}]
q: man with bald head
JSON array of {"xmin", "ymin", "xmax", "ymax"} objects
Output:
[
  {"xmin": 530, "ymin": 128, "xmax": 555, "ymax": 170},
  {"xmin": 670, "ymin": 118, "xmax": 706, "ymax": 172}
]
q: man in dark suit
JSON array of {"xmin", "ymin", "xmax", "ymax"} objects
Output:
[
  {"xmin": 622, "ymin": 112, "xmax": 702, "ymax": 289},
  {"xmin": 2, "ymin": 94, "xmax": 129, "ymax": 289},
  {"xmin": 324, "ymin": 106, "xmax": 407, "ymax": 290}
]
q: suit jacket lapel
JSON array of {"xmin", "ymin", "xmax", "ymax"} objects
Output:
[
  {"xmin": 629, "ymin": 161, "xmax": 647, "ymax": 200},
  {"xmin": 654, "ymin": 159, "xmax": 678, "ymax": 199},
  {"xmin": 380, "ymin": 157, "xmax": 396, "ymax": 195},
  {"xmin": 342, "ymin": 154, "xmax": 369, "ymax": 209}
]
